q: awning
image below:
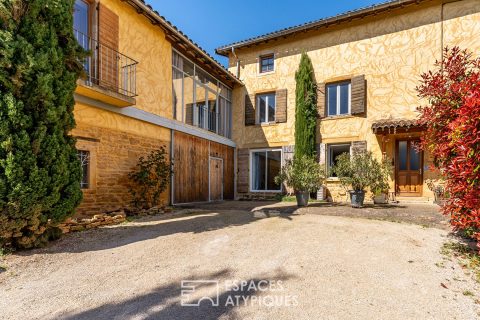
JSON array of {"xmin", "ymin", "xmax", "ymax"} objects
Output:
[{"xmin": 372, "ymin": 119, "xmax": 424, "ymax": 134}]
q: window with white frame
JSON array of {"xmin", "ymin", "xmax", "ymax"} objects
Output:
[
  {"xmin": 327, "ymin": 144, "xmax": 351, "ymax": 176},
  {"xmin": 257, "ymin": 93, "xmax": 276, "ymax": 124},
  {"xmin": 251, "ymin": 149, "xmax": 282, "ymax": 191},
  {"xmin": 327, "ymin": 81, "xmax": 351, "ymax": 116},
  {"xmin": 259, "ymin": 54, "xmax": 274, "ymax": 73}
]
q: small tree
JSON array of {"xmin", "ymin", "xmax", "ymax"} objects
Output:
[
  {"xmin": 294, "ymin": 53, "xmax": 317, "ymax": 158},
  {"xmin": 0, "ymin": 0, "xmax": 85, "ymax": 248},
  {"xmin": 275, "ymin": 155, "xmax": 325, "ymax": 193},
  {"xmin": 417, "ymin": 47, "xmax": 480, "ymax": 246},
  {"xmin": 128, "ymin": 147, "xmax": 171, "ymax": 209},
  {"xmin": 332, "ymin": 152, "xmax": 376, "ymax": 191}
]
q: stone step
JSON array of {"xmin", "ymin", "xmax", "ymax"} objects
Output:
[{"xmin": 395, "ymin": 196, "xmax": 433, "ymax": 204}]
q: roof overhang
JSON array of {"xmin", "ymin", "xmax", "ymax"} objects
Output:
[
  {"xmin": 122, "ymin": 0, "xmax": 243, "ymax": 88},
  {"xmin": 216, "ymin": 0, "xmax": 433, "ymax": 56},
  {"xmin": 372, "ymin": 119, "xmax": 425, "ymax": 134}
]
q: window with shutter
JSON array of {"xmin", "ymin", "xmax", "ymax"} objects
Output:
[
  {"xmin": 275, "ymin": 89, "xmax": 287, "ymax": 123},
  {"xmin": 245, "ymin": 94, "xmax": 256, "ymax": 126},
  {"xmin": 351, "ymin": 75, "xmax": 366, "ymax": 115}
]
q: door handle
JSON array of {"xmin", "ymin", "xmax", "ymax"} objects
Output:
[{"xmin": 419, "ymin": 168, "xmax": 422, "ymax": 175}]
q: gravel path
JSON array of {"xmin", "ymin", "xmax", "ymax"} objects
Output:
[{"xmin": 0, "ymin": 204, "xmax": 478, "ymax": 319}]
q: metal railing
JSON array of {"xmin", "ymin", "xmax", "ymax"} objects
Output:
[
  {"xmin": 74, "ymin": 29, "xmax": 138, "ymax": 97},
  {"xmin": 195, "ymin": 105, "xmax": 218, "ymax": 133}
]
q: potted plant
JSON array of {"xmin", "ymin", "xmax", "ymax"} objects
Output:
[
  {"xmin": 332, "ymin": 151, "xmax": 376, "ymax": 208},
  {"xmin": 275, "ymin": 155, "xmax": 325, "ymax": 207},
  {"xmin": 369, "ymin": 158, "xmax": 392, "ymax": 204}
]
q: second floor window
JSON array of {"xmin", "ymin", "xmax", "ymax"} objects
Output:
[
  {"xmin": 257, "ymin": 93, "xmax": 276, "ymax": 124},
  {"xmin": 259, "ymin": 54, "xmax": 274, "ymax": 73},
  {"xmin": 327, "ymin": 81, "xmax": 351, "ymax": 116},
  {"xmin": 73, "ymin": 0, "xmax": 90, "ymax": 49}
]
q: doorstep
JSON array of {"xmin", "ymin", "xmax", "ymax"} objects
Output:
[{"xmin": 395, "ymin": 196, "xmax": 433, "ymax": 204}]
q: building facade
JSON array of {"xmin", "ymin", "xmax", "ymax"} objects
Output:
[
  {"xmin": 216, "ymin": 0, "xmax": 480, "ymax": 202},
  {"xmin": 72, "ymin": 0, "xmax": 241, "ymax": 217}
]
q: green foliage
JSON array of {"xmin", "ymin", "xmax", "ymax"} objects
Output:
[
  {"xmin": 128, "ymin": 147, "xmax": 171, "ymax": 209},
  {"xmin": 294, "ymin": 53, "xmax": 317, "ymax": 158},
  {"xmin": 333, "ymin": 151, "xmax": 389, "ymax": 192},
  {"xmin": 369, "ymin": 158, "xmax": 392, "ymax": 195},
  {"xmin": 0, "ymin": 0, "xmax": 86, "ymax": 248},
  {"xmin": 275, "ymin": 155, "xmax": 325, "ymax": 192}
]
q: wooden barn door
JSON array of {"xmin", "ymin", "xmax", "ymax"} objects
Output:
[{"xmin": 209, "ymin": 157, "xmax": 223, "ymax": 201}]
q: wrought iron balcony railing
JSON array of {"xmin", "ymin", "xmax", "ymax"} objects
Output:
[{"xmin": 74, "ymin": 29, "xmax": 138, "ymax": 97}]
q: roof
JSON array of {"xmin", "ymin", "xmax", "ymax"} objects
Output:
[
  {"xmin": 122, "ymin": 0, "xmax": 242, "ymax": 87},
  {"xmin": 216, "ymin": 0, "xmax": 433, "ymax": 56},
  {"xmin": 372, "ymin": 119, "xmax": 424, "ymax": 134}
]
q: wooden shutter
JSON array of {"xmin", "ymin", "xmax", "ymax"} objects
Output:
[
  {"xmin": 275, "ymin": 89, "xmax": 287, "ymax": 123},
  {"xmin": 98, "ymin": 3, "xmax": 119, "ymax": 92},
  {"xmin": 351, "ymin": 75, "xmax": 366, "ymax": 115},
  {"xmin": 185, "ymin": 104, "xmax": 193, "ymax": 125},
  {"xmin": 237, "ymin": 148, "xmax": 250, "ymax": 193},
  {"xmin": 245, "ymin": 94, "xmax": 256, "ymax": 126},
  {"xmin": 351, "ymin": 141, "xmax": 367, "ymax": 155},
  {"xmin": 317, "ymin": 83, "xmax": 326, "ymax": 118}
]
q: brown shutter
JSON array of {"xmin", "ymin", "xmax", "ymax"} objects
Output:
[
  {"xmin": 317, "ymin": 83, "xmax": 326, "ymax": 118},
  {"xmin": 275, "ymin": 89, "xmax": 287, "ymax": 123},
  {"xmin": 185, "ymin": 104, "xmax": 193, "ymax": 125},
  {"xmin": 351, "ymin": 141, "xmax": 367, "ymax": 155},
  {"xmin": 351, "ymin": 75, "xmax": 366, "ymax": 115},
  {"xmin": 98, "ymin": 3, "xmax": 119, "ymax": 92},
  {"xmin": 245, "ymin": 94, "xmax": 256, "ymax": 126},
  {"xmin": 237, "ymin": 148, "xmax": 250, "ymax": 193}
]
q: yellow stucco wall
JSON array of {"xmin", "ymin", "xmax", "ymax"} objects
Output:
[
  {"xmin": 230, "ymin": 0, "xmax": 480, "ymax": 200},
  {"xmin": 102, "ymin": 0, "xmax": 173, "ymax": 118}
]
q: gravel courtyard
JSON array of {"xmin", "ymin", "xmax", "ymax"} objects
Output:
[{"xmin": 0, "ymin": 202, "xmax": 478, "ymax": 319}]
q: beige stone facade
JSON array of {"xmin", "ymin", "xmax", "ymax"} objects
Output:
[{"xmin": 222, "ymin": 0, "xmax": 480, "ymax": 201}]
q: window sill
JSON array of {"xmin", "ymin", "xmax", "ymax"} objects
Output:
[
  {"xmin": 250, "ymin": 190, "xmax": 282, "ymax": 193},
  {"xmin": 322, "ymin": 114, "xmax": 354, "ymax": 121},
  {"xmin": 257, "ymin": 70, "xmax": 275, "ymax": 77},
  {"xmin": 326, "ymin": 177, "xmax": 341, "ymax": 182},
  {"xmin": 257, "ymin": 122, "xmax": 278, "ymax": 127}
]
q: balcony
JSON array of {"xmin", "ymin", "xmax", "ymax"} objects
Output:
[
  {"xmin": 190, "ymin": 104, "xmax": 232, "ymax": 139},
  {"xmin": 74, "ymin": 29, "xmax": 138, "ymax": 107}
]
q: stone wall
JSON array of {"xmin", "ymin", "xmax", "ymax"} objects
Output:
[{"xmin": 72, "ymin": 108, "xmax": 171, "ymax": 217}]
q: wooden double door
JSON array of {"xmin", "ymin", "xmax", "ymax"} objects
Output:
[{"xmin": 395, "ymin": 139, "xmax": 423, "ymax": 196}]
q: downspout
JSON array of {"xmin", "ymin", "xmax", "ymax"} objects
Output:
[{"xmin": 231, "ymin": 47, "xmax": 240, "ymax": 79}]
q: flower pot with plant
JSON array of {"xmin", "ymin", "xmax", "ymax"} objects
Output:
[
  {"xmin": 332, "ymin": 151, "xmax": 378, "ymax": 208},
  {"xmin": 275, "ymin": 155, "xmax": 325, "ymax": 207},
  {"xmin": 369, "ymin": 158, "xmax": 392, "ymax": 205}
]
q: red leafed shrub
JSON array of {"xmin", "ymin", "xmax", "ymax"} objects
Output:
[{"xmin": 417, "ymin": 47, "xmax": 480, "ymax": 247}]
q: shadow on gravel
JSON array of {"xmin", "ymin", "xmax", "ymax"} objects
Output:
[
  {"xmin": 61, "ymin": 269, "xmax": 295, "ymax": 320},
  {"xmin": 16, "ymin": 207, "xmax": 297, "ymax": 255}
]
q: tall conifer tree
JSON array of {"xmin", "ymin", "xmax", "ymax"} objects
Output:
[
  {"xmin": 0, "ymin": 0, "xmax": 85, "ymax": 248},
  {"xmin": 294, "ymin": 53, "xmax": 317, "ymax": 158}
]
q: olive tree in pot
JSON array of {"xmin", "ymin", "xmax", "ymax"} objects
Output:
[
  {"xmin": 369, "ymin": 158, "xmax": 392, "ymax": 204},
  {"xmin": 332, "ymin": 151, "xmax": 376, "ymax": 208},
  {"xmin": 275, "ymin": 155, "xmax": 325, "ymax": 207}
]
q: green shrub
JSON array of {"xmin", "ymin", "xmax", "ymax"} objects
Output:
[
  {"xmin": 0, "ymin": 0, "xmax": 85, "ymax": 248},
  {"xmin": 275, "ymin": 155, "xmax": 325, "ymax": 192},
  {"xmin": 332, "ymin": 151, "xmax": 385, "ymax": 192},
  {"xmin": 128, "ymin": 147, "xmax": 171, "ymax": 209}
]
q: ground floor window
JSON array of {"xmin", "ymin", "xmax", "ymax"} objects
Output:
[
  {"xmin": 251, "ymin": 149, "xmax": 282, "ymax": 191},
  {"xmin": 328, "ymin": 144, "xmax": 351, "ymax": 176},
  {"xmin": 77, "ymin": 150, "xmax": 90, "ymax": 189}
]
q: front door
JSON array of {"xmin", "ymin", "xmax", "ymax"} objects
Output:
[
  {"xmin": 209, "ymin": 157, "xmax": 223, "ymax": 201},
  {"xmin": 396, "ymin": 139, "xmax": 423, "ymax": 196}
]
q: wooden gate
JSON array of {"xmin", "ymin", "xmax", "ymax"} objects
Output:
[{"xmin": 209, "ymin": 157, "xmax": 223, "ymax": 201}]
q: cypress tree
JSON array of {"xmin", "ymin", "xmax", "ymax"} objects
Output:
[
  {"xmin": 0, "ymin": 0, "xmax": 85, "ymax": 248},
  {"xmin": 294, "ymin": 52, "xmax": 317, "ymax": 158}
]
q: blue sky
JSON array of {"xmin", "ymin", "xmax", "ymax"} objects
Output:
[{"xmin": 147, "ymin": 0, "xmax": 383, "ymax": 66}]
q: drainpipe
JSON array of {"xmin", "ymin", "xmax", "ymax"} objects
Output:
[{"xmin": 231, "ymin": 47, "xmax": 240, "ymax": 79}]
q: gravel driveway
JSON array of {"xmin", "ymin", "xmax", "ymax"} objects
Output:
[{"xmin": 0, "ymin": 202, "xmax": 478, "ymax": 319}]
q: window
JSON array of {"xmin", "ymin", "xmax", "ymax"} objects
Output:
[
  {"xmin": 328, "ymin": 144, "xmax": 351, "ymax": 176},
  {"xmin": 327, "ymin": 81, "xmax": 351, "ymax": 116},
  {"xmin": 257, "ymin": 93, "xmax": 276, "ymax": 124},
  {"xmin": 77, "ymin": 150, "xmax": 90, "ymax": 189},
  {"xmin": 259, "ymin": 54, "xmax": 274, "ymax": 73},
  {"xmin": 251, "ymin": 150, "xmax": 282, "ymax": 192}
]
